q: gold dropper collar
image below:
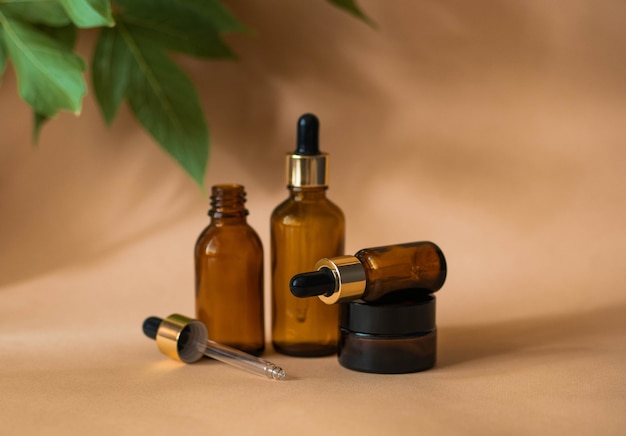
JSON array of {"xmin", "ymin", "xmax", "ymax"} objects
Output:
[
  {"xmin": 316, "ymin": 255, "xmax": 367, "ymax": 304},
  {"xmin": 155, "ymin": 314, "xmax": 208, "ymax": 363},
  {"xmin": 286, "ymin": 153, "xmax": 328, "ymax": 187}
]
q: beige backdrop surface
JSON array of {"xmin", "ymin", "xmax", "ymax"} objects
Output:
[{"xmin": 1, "ymin": 1, "xmax": 625, "ymax": 434}]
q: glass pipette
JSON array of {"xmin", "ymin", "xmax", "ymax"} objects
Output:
[{"xmin": 143, "ymin": 314, "xmax": 285, "ymax": 381}]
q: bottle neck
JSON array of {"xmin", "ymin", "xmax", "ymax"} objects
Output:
[
  {"xmin": 286, "ymin": 153, "xmax": 328, "ymax": 187},
  {"xmin": 209, "ymin": 184, "xmax": 248, "ymax": 224},
  {"xmin": 288, "ymin": 186, "xmax": 328, "ymax": 201}
]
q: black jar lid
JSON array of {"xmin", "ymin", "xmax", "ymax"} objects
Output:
[{"xmin": 340, "ymin": 290, "xmax": 435, "ymax": 335}]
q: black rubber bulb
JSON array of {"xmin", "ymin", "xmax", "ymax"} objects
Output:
[
  {"xmin": 295, "ymin": 113, "xmax": 320, "ymax": 155},
  {"xmin": 290, "ymin": 268, "xmax": 336, "ymax": 298},
  {"xmin": 142, "ymin": 316, "xmax": 163, "ymax": 340}
]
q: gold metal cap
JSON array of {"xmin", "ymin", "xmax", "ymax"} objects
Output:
[
  {"xmin": 155, "ymin": 314, "xmax": 208, "ymax": 363},
  {"xmin": 286, "ymin": 153, "xmax": 329, "ymax": 187},
  {"xmin": 316, "ymin": 255, "xmax": 367, "ymax": 304}
]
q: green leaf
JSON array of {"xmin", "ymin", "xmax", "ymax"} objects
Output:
[
  {"xmin": 32, "ymin": 111, "xmax": 49, "ymax": 143},
  {"xmin": 184, "ymin": 0, "xmax": 249, "ymax": 33},
  {"xmin": 0, "ymin": 12, "xmax": 86, "ymax": 117},
  {"xmin": 92, "ymin": 27, "xmax": 132, "ymax": 124},
  {"xmin": 327, "ymin": 0, "xmax": 375, "ymax": 27},
  {"xmin": 58, "ymin": 0, "xmax": 113, "ymax": 28},
  {"xmin": 0, "ymin": 33, "xmax": 6, "ymax": 76},
  {"xmin": 116, "ymin": 0, "xmax": 248, "ymax": 33},
  {"xmin": 0, "ymin": 1, "xmax": 72, "ymax": 26},
  {"xmin": 37, "ymin": 24, "xmax": 77, "ymax": 49},
  {"xmin": 25, "ymin": 25, "xmax": 76, "ymax": 136},
  {"xmin": 115, "ymin": 0, "xmax": 235, "ymax": 58},
  {"xmin": 117, "ymin": 23, "xmax": 209, "ymax": 186}
]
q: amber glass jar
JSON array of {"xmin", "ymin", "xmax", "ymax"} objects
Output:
[
  {"xmin": 195, "ymin": 184, "xmax": 264, "ymax": 355},
  {"xmin": 339, "ymin": 292, "xmax": 437, "ymax": 374}
]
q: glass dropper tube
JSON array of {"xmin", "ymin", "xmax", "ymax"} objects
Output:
[
  {"xmin": 199, "ymin": 337, "xmax": 285, "ymax": 380},
  {"xmin": 143, "ymin": 315, "xmax": 285, "ymax": 381}
]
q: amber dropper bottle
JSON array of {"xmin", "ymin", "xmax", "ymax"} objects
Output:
[
  {"xmin": 290, "ymin": 241, "xmax": 446, "ymax": 304},
  {"xmin": 271, "ymin": 113, "xmax": 345, "ymax": 356},
  {"xmin": 195, "ymin": 184, "xmax": 265, "ymax": 355}
]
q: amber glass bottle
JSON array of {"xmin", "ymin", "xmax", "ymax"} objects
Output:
[
  {"xmin": 290, "ymin": 241, "xmax": 447, "ymax": 304},
  {"xmin": 195, "ymin": 184, "xmax": 264, "ymax": 355},
  {"xmin": 353, "ymin": 242, "xmax": 446, "ymax": 300},
  {"xmin": 271, "ymin": 114, "xmax": 345, "ymax": 357}
]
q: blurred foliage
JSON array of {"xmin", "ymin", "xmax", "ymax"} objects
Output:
[{"xmin": 0, "ymin": 0, "xmax": 371, "ymax": 187}]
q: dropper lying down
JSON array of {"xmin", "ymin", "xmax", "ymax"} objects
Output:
[{"xmin": 143, "ymin": 314, "xmax": 285, "ymax": 381}]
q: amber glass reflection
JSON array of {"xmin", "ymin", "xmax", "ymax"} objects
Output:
[
  {"xmin": 338, "ymin": 329, "xmax": 437, "ymax": 374},
  {"xmin": 271, "ymin": 187, "xmax": 344, "ymax": 356},
  {"xmin": 195, "ymin": 184, "xmax": 264, "ymax": 355},
  {"xmin": 356, "ymin": 242, "xmax": 446, "ymax": 302}
]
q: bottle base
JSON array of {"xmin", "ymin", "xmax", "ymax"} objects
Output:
[{"xmin": 273, "ymin": 341, "xmax": 336, "ymax": 357}]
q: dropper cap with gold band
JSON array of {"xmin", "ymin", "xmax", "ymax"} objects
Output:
[
  {"xmin": 286, "ymin": 114, "xmax": 329, "ymax": 187},
  {"xmin": 152, "ymin": 314, "xmax": 207, "ymax": 363},
  {"xmin": 316, "ymin": 256, "xmax": 367, "ymax": 304},
  {"xmin": 289, "ymin": 256, "xmax": 366, "ymax": 304}
]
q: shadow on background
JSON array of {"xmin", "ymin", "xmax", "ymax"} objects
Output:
[{"xmin": 437, "ymin": 302, "xmax": 626, "ymax": 368}]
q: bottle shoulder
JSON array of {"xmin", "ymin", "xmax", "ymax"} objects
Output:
[
  {"xmin": 195, "ymin": 222, "xmax": 263, "ymax": 250},
  {"xmin": 271, "ymin": 195, "xmax": 344, "ymax": 219}
]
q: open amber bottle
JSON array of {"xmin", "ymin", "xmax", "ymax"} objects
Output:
[
  {"xmin": 195, "ymin": 184, "xmax": 265, "ymax": 355},
  {"xmin": 271, "ymin": 114, "xmax": 345, "ymax": 357}
]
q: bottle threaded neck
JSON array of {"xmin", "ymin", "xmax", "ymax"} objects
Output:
[{"xmin": 209, "ymin": 184, "xmax": 248, "ymax": 218}]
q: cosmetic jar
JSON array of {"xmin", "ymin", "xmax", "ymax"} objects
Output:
[{"xmin": 338, "ymin": 292, "xmax": 436, "ymax": 374}]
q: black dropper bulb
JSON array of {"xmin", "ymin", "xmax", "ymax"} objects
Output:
[
  {"xmin": 290, "ymin": 268, "xmax": 336, "ymax": 298},
  {"xmin": 295, "ymin": 113, "xmax": 320, "ymax": 155},
  {"xmin": 142, "ymin": 316, "xmax": 163, "ymax": 340}
]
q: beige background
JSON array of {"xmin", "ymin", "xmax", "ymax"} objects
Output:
[{"xmin": 1, "ymin": 1, "xmax": 625, "ymax": 434}]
